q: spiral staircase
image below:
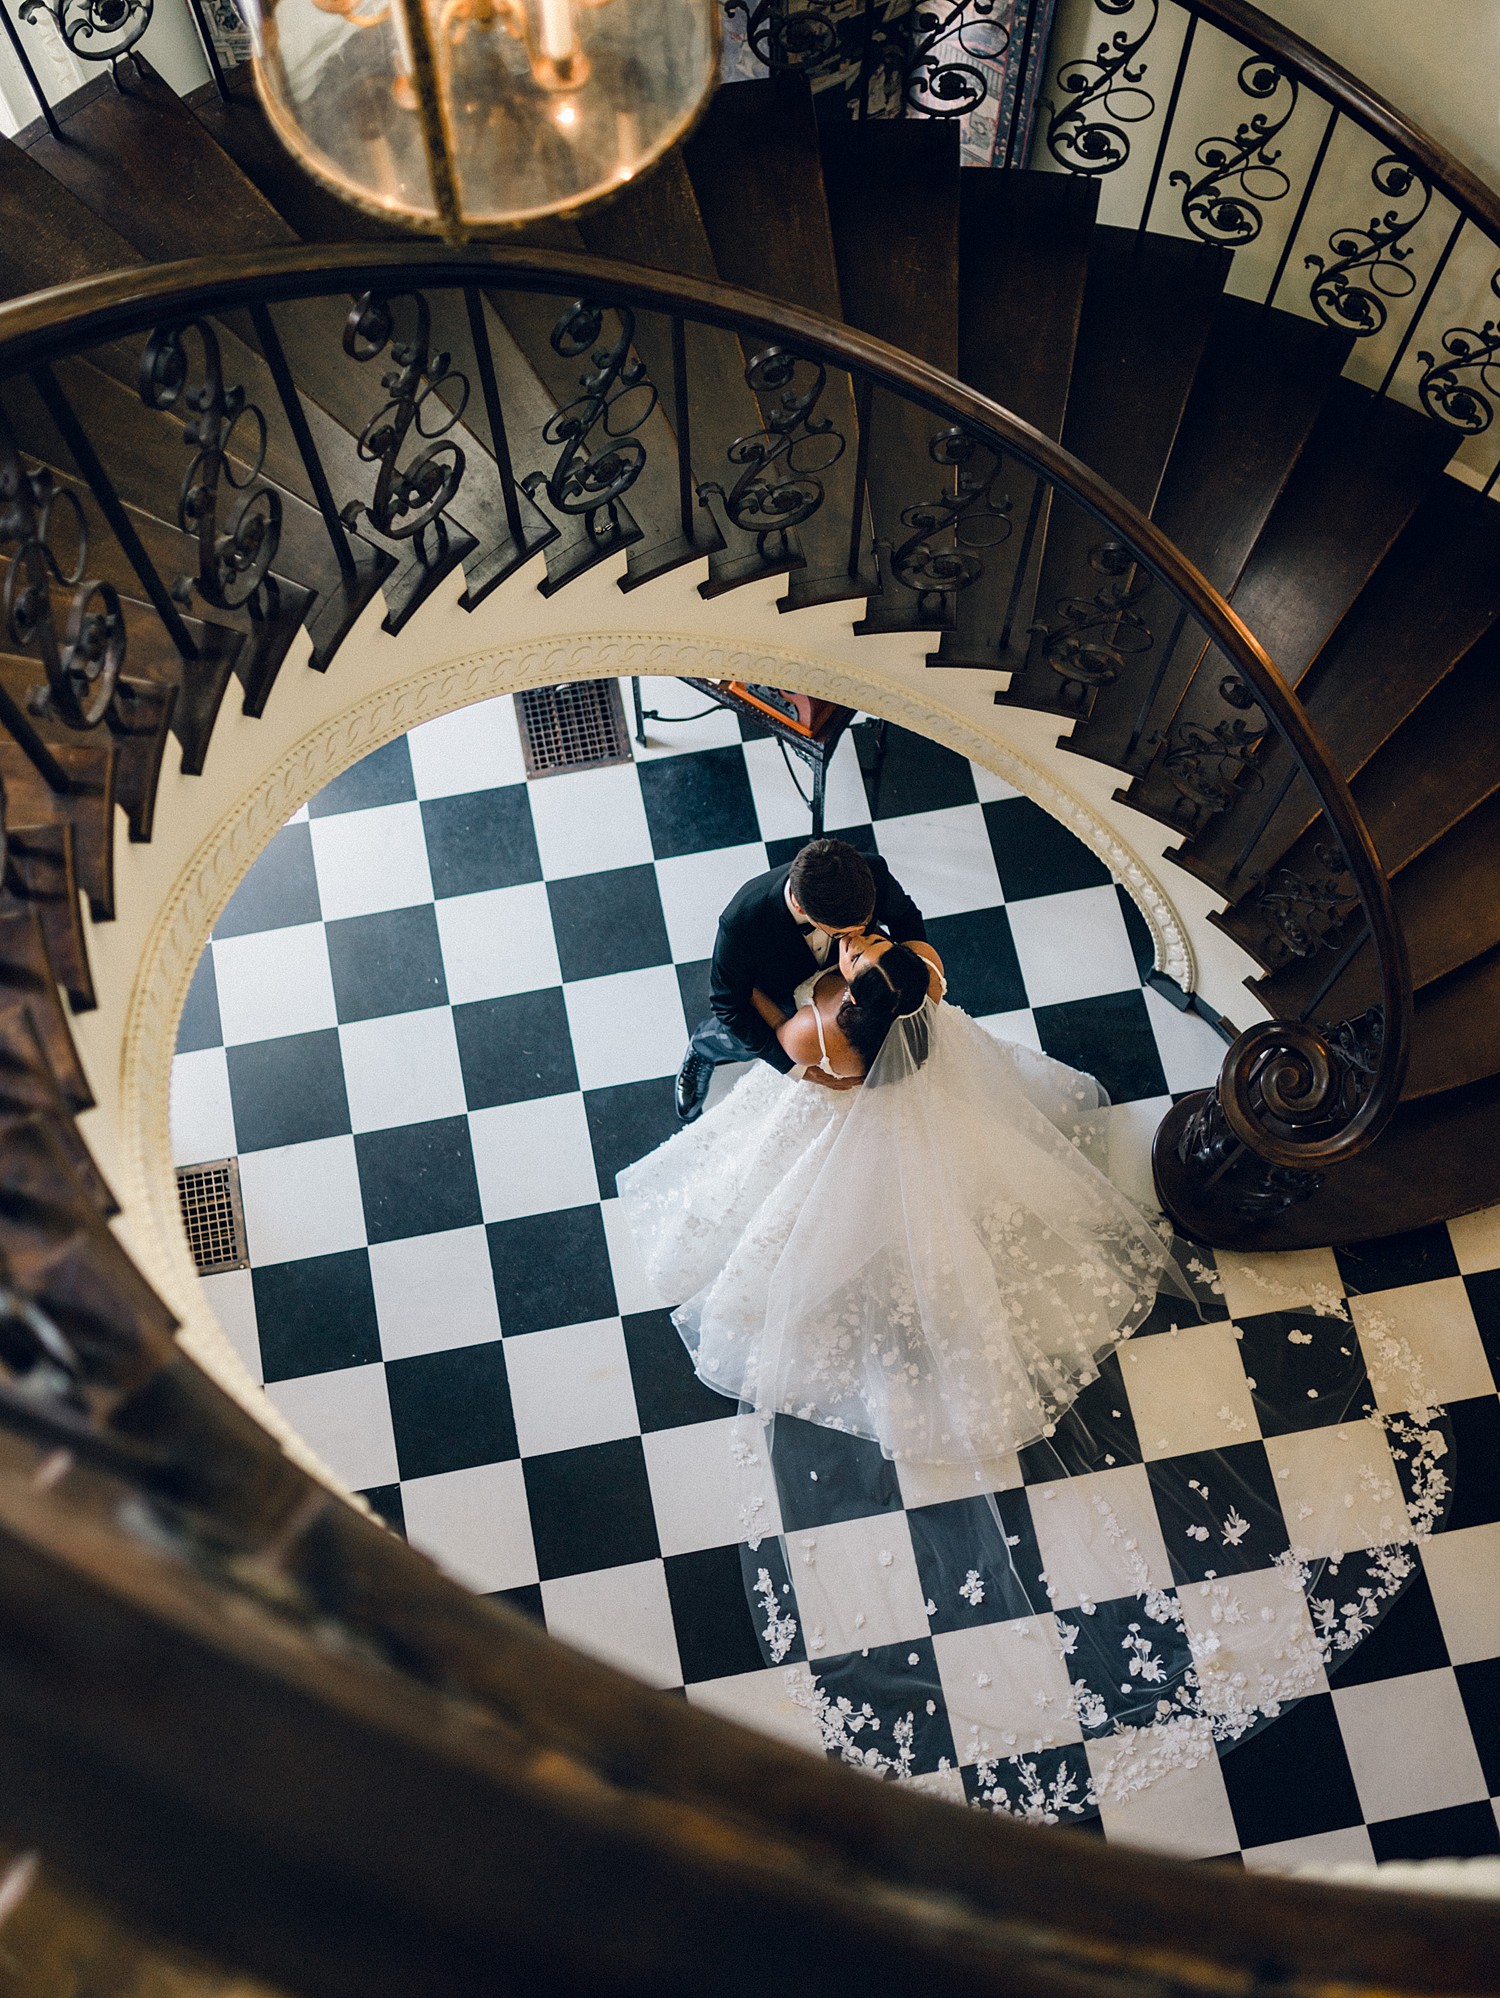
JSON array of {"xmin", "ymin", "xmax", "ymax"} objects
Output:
[{"xmin": 0, "ymin": 0, "xmax": 1497, "ymax": 1989}]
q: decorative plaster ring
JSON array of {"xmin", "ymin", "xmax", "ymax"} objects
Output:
[{"xmin": 119, "ymin": 630, "xmax": 1197, "ymax": 1378}]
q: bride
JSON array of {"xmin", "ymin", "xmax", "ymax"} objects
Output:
[{"xmin": 618, "ymin": 928, "xmax": 1175, "ymax": 1465}]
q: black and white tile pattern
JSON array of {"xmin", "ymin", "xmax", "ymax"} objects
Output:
[{"xmin": 172, "ymin": 680, "xmax": 1500, "ymax": 1869}]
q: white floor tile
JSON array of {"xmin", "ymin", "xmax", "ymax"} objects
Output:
[
  {"xmin": 1241, "ymin": 1824, "xmax": 1377, "ymax": 1874},
  {"xmin": 1446, "ymin": 1202, "xmax": 1500, "ymax": 1275},
  {"xmin": 741, "ymin": 731, "xmax": 869, "ymax": 843},
  {"xmin": 976, "ymin": 1008, "xmax": 1042, "ymax": 1053},
  {"xmin": 933, "ymin": 1614, "xmax": 1083, "ymax": 1763},
  {"xmin": 212, "ymin": 924, "xmax": 337, "ymax": 1046},
  {"xmin": 654, "ymin": 844, "xmax": 768, "ymax": 964},
  {"xmin": 643, "ymin": 1417, "xmax": 784, "ymax": 1557},
  {"xmin": 400, "ymin": 1458, "xmax": 537, "ymax": 1593},
  {"xmin": 469, "ymin": 1093, "xmax": 599, "ymax": 1221},
  {"xmin": 407, "ymin": 695, "xmax": 526, "ymax": 798},
  {"xmin": 434, "ymin": 880, "xmax": 561, "ymax": 1005},
  {"xmin": 1006, "ymin": 884, "xmax": 1140, "ymax": 1007},
  {"xmin": 1333, "ymin": 1668, "xmax": 1489, "ymax": 1823},
  {"xmin": 1176, "ymin": 1566, "xmax": 1328, "ymax": 1716},
  {"xmin": 1213, "ymin": 1246, "xmax": 1345, "ymax": 1322},
  {"xmin": 1421, "ymin": 1522, "xmax": 1500, "ymax": 1666},
  {"xmin": 237, "ymin": 1135, "xmax": 368, "ymax": 1264},
  {"xmin": 970, "ymin": 763, "xmax": 1023, "ymax": 804},
  {"xmin": 874, "ymin": 804, "xmax": 1003, "ymax": 918},
  {"xmin": 339, "ymin": 1008, "xmax": 468, "ymax": 1133},
  {"xmin": 170, "ymin": 1048, "xmax": 237, "ymax": 1165},
  {"xmin": 528, "ymin": 760, "xmax": 653, "ymax": 879},
  {"xmin": 627, "ymin": 677, "xmax": 744, "ymax": 759},
  {"xmin": 198, "ymin": 1268, "xmax": 261, "ymax": 1384},
  {"xmin": 1124, "ymin": 1321, "xmax": 1261, "ymax": 1460},
  {"xmin": 1026, "ymin": 1462, "xmax": 1175, "ymax": 1611},
  {"xmin": 1350, "ymin": 1279, "xmax": 1496, "ymax": 1412},
  {"xmin": 368, "ymin": 1226, "xmax": 502, "ymax": 1360},
  {"xmin": 505, "ymin": 1318, "xmax": 639, "ymax": 1457},
  {"xmin": 600, "ymin": 1196, "xmax": 671, "ymax": 1315},
  {"xmin": 310, "ymin": 801, "xmax": 433, "ymax": 921},
  {"xmin": 1142, "ymin": 985, "xmax": 1228, "ymax": 1094},
  {"xmin": 1262, "ymin": 1419, "xmax": 1406, "ymax": 1559},
  {"xmin": 541, "ymin": 1557, "xmax": 683, "ymax": 1688},
  {"xmin": 264, "ymin": 1362, "xmax": 397, "ymax": 1490},
  {"xmin": 686, "ymin": 1665, "xmax": 827, "ymax": 1753},
  {"xmin": 564, "ymin": 965, "xmax": 687, "ymax": 1090},
  {"xmin": 789, "ymin": 1511, "xmax": 930, "ymax": 1659},
  {"xmin": 1105, "ymin": 1096, "xmax": 1172, "ymax": 1209},
  {"xmin": 1089, "ymin": 1733, "xmax": 1239, "ymax": 1857}
]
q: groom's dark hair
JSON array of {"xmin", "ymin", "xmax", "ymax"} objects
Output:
[{"xmin": 789, "ymin": 839, "xmax": 875, "ymax": 929}]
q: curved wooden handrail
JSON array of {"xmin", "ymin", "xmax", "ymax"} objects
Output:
[
  {"xmin": 1182, "ymin": 0, "xmax": 1500, "ymax": 240},
  {"xmin": 0, "ymin": 242, "xmax": 1410, "ymax": 1169}
]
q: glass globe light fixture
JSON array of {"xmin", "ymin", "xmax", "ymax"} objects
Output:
[{"xmin": 239, "ymin": 0, "xmax": 720, "ymax": 239}]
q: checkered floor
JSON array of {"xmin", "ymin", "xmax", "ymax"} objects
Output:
[{"xmin": 170, "ymin": 679, "xmax": 1500, "ymax": 1870}]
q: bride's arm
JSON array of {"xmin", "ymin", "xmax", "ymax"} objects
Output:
[{"xmin": 908, "ymin": 940, "xmax": 947, "ymax": 1001}]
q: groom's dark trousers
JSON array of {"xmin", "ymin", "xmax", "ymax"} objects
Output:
[{"xmin": 689, "ymin": 857, "xmax": 927, "ymax": 1075}]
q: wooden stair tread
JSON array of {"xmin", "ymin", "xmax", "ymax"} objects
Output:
[{"xmin": 1403, "ymin": 949, "xmax": 1500, "ymax": 1099}]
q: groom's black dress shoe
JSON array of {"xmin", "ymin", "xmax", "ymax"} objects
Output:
[{"xmin": 675, "ymin": 1049, "xmax": 711, "ymax": 1123}]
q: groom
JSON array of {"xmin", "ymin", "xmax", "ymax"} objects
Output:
[{"xmin": 675, "ymin": 837, "xmax": 928, "ymax": 1122}]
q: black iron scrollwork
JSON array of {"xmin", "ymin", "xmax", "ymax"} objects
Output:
[
  {"xmin": 19, "ymin": 0, "xmax": 152, "ymax": 65},
  {"xmin": 0, "ymin": 411, "xmax": 124, "ymax": 730},
  {"xmin": 535, "ymin": 301, "xmax": 655, "ymax": 547},
  {"xmin": 1417, "ymin": 267, "xmax": 1500, "ymax": 433},
  {"xmin": 139, "ymin": 318, "xmax": 283, "ymax": 625},
  {"xmin": 1174, "ymin": 1088, "xmax": 1324, "ymax": 1223},
  {"xmin": 1033, "ymin": 541, "xmax": 1154, "ymax": 700},
  {"xmin": 715, "ymin": 347, "xmax": 843, "ymax": 565},
  {"xmin": 342, "ymin": 291, "xmax": 469, "ymax": 547},
  {"xmin": 1172, "ymin": 56, "xmax": 1297, "ymax": 249},
  {"xmin": 1046, "ymin": 0, "xmax": 1158, "ymax": 177},
  {"xmin": 890, "ymin": 428, "xmax": 1010, "ymax": 622},
  {"xmin": 903, "ymin": 0, "xmax": 1008, "ymax": 119},
  {"xmin": 722, "ymin": 0, "xmax": 840, "ymax": 74},
  {"xmin": 1161, "ymin": 706, "xmax": 1266, "ymax": 822},
  {"xmin": 1305, "ymin": 154, "xmax": 1432, "ymax": 338},
  {"xmin": 1253, "ymin": 840, "xmax": 1362, "ymax": 963}
]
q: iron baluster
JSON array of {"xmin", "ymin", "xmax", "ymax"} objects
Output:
[
  {"xmin": 1120, "ymin": 603, "xmax": 1190, "ymax": 765},
  {"xmin": 1045, "ymin": 0, "xmax": 1159, "ymax": 177},
  {"xmin": 846, "ymin": 372, "xmax": 873, "ymax": 585},
  {"xmin": 247, "ymin": 302, "xmax": 358, "ymax": 585},
  {"xmin": 18, "ymin": 0, "xmax": 151, "ymax": 69},
  {"xmin": 1294, "ymin": 922, "xmax": 1370, "ymax": 1023},
  {"xmin": 1226, "ymin": 762, "xmax": 1297, "ymax": 884},
  {"xmin": 721, "ymin": 0, "xmax": 840, "ymax": 75},
  {"xmin": 1171, "ymin": 53, "xmax": 1299, "ymax": 250},
  {"xmin": 996, "ymin": 478, "xmax": 1046, "ymax": 656},
  {"xmin": 1378, "ymin": 211, "xmax": 1464, "ymax": 401},
  {"xmin": 1264, "ymin": 102, "xmax": 1338, "ymax": 312},
  {"xmin": 1305, "ymin": 152, "xmax": 1432, "ymax": 338},
  {"xmin": 0, "ymin": 0, "xmax": 60, "ymax": 137},
  {"xmin": 342, "ymin": 290, "xmax": 469, "ymax": 545},
  {"xmin": 1137, "ymin": 10, "xmax": 1195, "ymax": 239},
  {"xmin": 903, "ymin": 0, "xmax": 1009, "ymax": 120},
  {"xmin": 709, "ymin": 346, "xmax": 843, "ymax": 568},
  {"xmin": 0, "ymin": 406, "xmax": 123, "ymax": 740},
  {"xmin": 1417, "ymin": 263, "xmax": 1500, "ymax": 434},
  {"xmin": 1030, "ymin": 539, "xmax": 1154, "ymax": 707},
  {"xmin": 460, "ymin": 286, "xmax": 556, "ymax": 606},
  {"xmin": 1160, "ymin": 680, "xmax": 1267, "ymax": 826},
  {"xmin": 890, "ymin": 426, "xmax": 1010, "ymax": 622},
  {"xmin": 671, "ymin": 316, "xmax": 695, "ymax": 551},
  {"xmin": 1254, "ymin": 840, "xmax": 1362, "ymax": 964},
  {"xmin": 525, "ymin": 300, "xmax": 655, "ymax": 554},
  {"xmin": 181, "ymin": 0, "xmax": 230, "ymax": 103}
]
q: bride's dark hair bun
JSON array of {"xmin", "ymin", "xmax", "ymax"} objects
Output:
[{"xmin": 837, "ymin": 944, "xmax": 929, "ymax": 1068}]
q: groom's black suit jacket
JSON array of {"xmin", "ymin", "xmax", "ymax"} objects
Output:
[{"xmin": 709, "ymin": 858, "xmax": 927, "ymax": 1074}]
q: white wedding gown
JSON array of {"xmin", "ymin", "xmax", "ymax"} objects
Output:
[{"xmin": 618, "ymin": 981, "xmax": 1174, "ymax": 1464}]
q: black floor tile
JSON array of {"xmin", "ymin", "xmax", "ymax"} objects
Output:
[
  {"xmin": 252, "ymin": 1247, "xmax": 380, "ymax": 1382},
  {"xmin": 547, "ymin": 865, "xmax": 672, "ymax": 982},
  {"xmin": 638, "ymin": 745, "xmax": 761, "ymax": 858},
  {"xmin": 584, "ymin": 1077, "xmax": 679, "ymax": 1199},
  {"xmin": 675, "ymin": 959, "xmax": 713, "ymax": 1038},
  {"xmin": 1219, "ymin": 1692, "xmax": 1363, "ymax": 1847},
  {"xmin": 360, "ymin": 1483, "xmax": 406, "ymax": 1536},
  {"xmin": 524, "ymin": 1437, "xmax": 659, "ymax": 1580},
  {"xmin": 386, "ymin": 1340, "xmax": 517, "ymax": 1479},
  {"xmin": 1063, "ymin": 1590, "xmax": 1193, "ymax": 1734},
  {"xmin": 494, "ymin": 1581, "xmax": 545, "ymax": 1621},
  {"xmin": 1368, "ymin": 1800, "xmax": 1500, "ymax": 1863},
  {"xmin": 962, "ymin": 1744, "xmax": 1099, "ymax": 1823},
  {"xmin": 622, "ymin": 1309, "xmax": 735, "ymax": 1431},
  {"xmin": 421, "ymin": 786, "xmax": 541, "ymax": 898},
  {"xmin": 214, "ymin": 822, "xmax": 322, "ymax": 940},
  {"xmin": 1456, "ymin": 1656, "xmax": 1500, "ymax": 1794},
  {"xmin": 1147, "ymin": 1440, "xmax": 1290, "ymax": 1584},
  {"xmin": 1118, "ymin": 886, "xmax": 1156, "ymax": 980},
  {"xmin": 855, "ymin": 720, "xmax": 976, "ymax": 820},
  {"xmin": 307, "ymin": 736, "xmax": 415, "ymax": 817},
  {"xmin": 983, "ymin": 796, "xmax": 1111, "ymax": 902},
  {"xmin": 907, "ymin": 1489, "xmax": 1050, "ymax": 1630},
  {"xmin": 771, "ymin": 1415, "xmax": 903, "ymax": 1531},
  {"xmin": 1034, "ymin": 990, "xmax": 1169, "ymax": 1104},
  {"xmin": 764, "ymin": 823, "xmax": 877, "ymax": 871},
  {"xmin": 355, "ymin": 1116, "xmax": 482, "ymax": 1243},
  {"xmin": 1438, "ymin": 1395, "xmax": 1500, "ymax": 1531},
  {"xmin": 812, "ymin": 1636, "xmax": 956, "ymax": 1775},
  {"xmin": 326, "ymin": 903, "xmax": 448, "ymax": 1024},
  {"xmin": 1235, "ymin": 1309, "xmax": 1373, "ymax": 1437},
  {"xmin": 925, "ymin": 906, "xmax": 1026, "ymax": 1017},
  {"xmin": 665, "ymin": 1542, "xmax": 800, "ymax": 1683},
  {"xmin": 1019, "ymin": 1353, "xmax": 1141, "ymax": 1480},
  {"xmin": 488, "ymin": 1206, "xmax": 617, "ymax": 1336},
  {"xmin": 1326, "ymin": 1561, "xmax": 1449, "ymax": 1686},
  {"xmin": 226, "ymin": 1028, "xmax": 350, "ymax": 1154},
  {"xmin": 1335, "ymin": 1226, "xmax": 1460, "ymax": 1296},
  {"xmin": 1462, "ymin": 1268, "xmax": 1500, "ymax": 1390},
  {"xmin": 178, "ymin": 948, "xmax": 223, "ymax": 1052},
  {"xmin": 452, "ymin": 987, "xmax": 578, "ymax": 1109}
]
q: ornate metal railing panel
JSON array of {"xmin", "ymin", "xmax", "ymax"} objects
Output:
[{"xmin": 1039, "ymin": 0, "xmax": 1500, "ymax": 494}]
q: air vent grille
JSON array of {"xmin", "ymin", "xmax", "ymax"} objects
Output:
[
  {"xmin": 518, "ymin": 679, "xmax": 632, "ymax": 777},
  {"xmin": 176, "ymin": 1158, "xmax": 248, "ymax": 1276}
]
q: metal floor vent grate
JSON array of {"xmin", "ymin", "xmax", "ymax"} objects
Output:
[
  {"xmin": 518, "ymin": 679, "xmax": 632, "ymax": 777},
  {"xmin": 176, "ymin": 1158, "xmax": 248, "ymax": 1276}
]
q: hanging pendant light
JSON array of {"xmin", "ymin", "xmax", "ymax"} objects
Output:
[{"xmin": 239, "ymin": 0, "xmax": 720, "ymax": 239}]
